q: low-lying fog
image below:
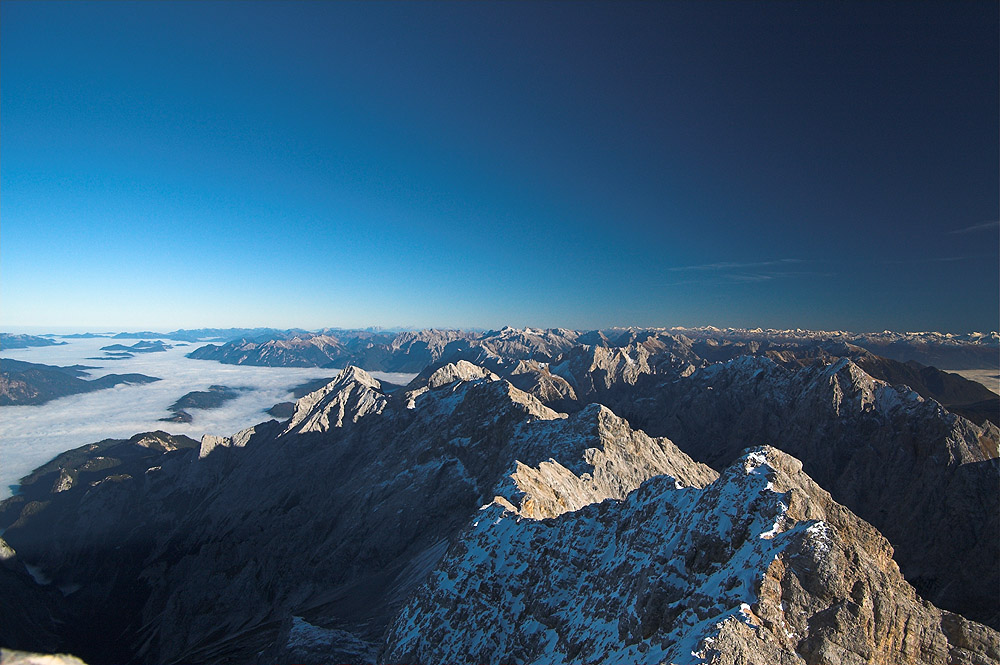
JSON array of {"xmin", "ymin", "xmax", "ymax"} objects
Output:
[{"xmin": 0, "ymin": 337, "xmax": 415, "ymax": 498}]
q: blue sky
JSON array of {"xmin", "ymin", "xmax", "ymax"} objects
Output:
[{"xmin": 2, "ymin": 1, "xmax": 997, "ymax": 332}]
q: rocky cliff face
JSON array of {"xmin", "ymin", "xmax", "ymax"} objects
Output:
[
  {"xmin": 281, "ymin": 365, "xmax": 389, "ymax": 435},
  {"xmin": 301, "ymin": 353, "xmax": 1000, "ymax": 643},
  {"xmin": 499, "ymin": 403, "xmax": 717, "ymax": 519},
  {"xmin": 854, "ymin": 355, "xmax": 999, "ymax": 426},
  {"xmin": 384, "ymin": 447, "xmax": 999, "ymax": 665},
  {"xmin": 629, "ymin": 356, "xmax": 1000, "ymax": 629}
]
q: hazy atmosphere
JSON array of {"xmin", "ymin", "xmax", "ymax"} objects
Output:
[{"xmin": 2, "ymin": 1, "xmax": 997, "ymax": 333}]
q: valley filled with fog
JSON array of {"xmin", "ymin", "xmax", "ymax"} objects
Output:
[{"xmin": 0, "ymin": 337, "xmax": 415, "ymax": 497}]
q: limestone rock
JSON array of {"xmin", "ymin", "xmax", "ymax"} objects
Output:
[
  {"xmin": 383, "ymin": 447, "xmax": 1000, "ymax": 665},
  {"xmin": 498, "ymin": 403, "xmax": 717, "ymax": 519},
  {"xmin": 425, "ymin": 360, "xmax": 498, "ymax": 389},
  {"xmin": 636, "ymin": 355, "xmax": 1000, "ymax": 627},
  {"xmin": 0, "ymin": 652, "xmax": 89, "ymax": 665},
  {"xmin": 199, "ymin": 422, "xmax": 277, "ymax": 458},
  {"xmin": 281, "ymin": 365, "xmax": 388, "ymax": 435}
]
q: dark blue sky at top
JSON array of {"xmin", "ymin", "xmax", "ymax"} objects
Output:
[{"xmin": 2, "ymin": 1, "xmax": 997, "ymax": 332}]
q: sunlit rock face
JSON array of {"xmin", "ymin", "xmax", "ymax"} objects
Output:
[
  {"xmin": 631, "ymin": 356, "xmax": 1000, "ymax": 627},
  {"xmin": 384, "ymin": 447, "xmax": 999, "ymax": 665},
  {"xmin": 280, "ymin": 365, "xmax": 389, "ymax": 435},
  {"xmin": 0, "ymin": 651, "xmax": 90, "ymax": 665}
]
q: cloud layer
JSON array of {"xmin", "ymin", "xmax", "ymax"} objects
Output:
[{"xmin": 0, "ymin": 338, "xmax": 414, "ymax": 498}]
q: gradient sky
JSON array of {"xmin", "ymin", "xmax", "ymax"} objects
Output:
[{"xmin": 2, "ymin": 1, "xmax": 997, "ymax": 333}]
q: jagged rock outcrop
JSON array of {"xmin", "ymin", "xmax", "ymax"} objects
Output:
[
  {"xmin": 199, "ymin": 421, "xmax": 281, "ymax": 458},
  {"xmin": 854, "ymin": 355, "xmax": 1000, "ymax": 426},
  {"xmin": 409, "ymin": 354, "xmax": 580, "ymax": 412},
  {"xmin": 176, "ymin": 326, "xmax": 1000, "ymax": 373},
  {"xmin": 471, "ymin": 327, "xmax": 581, "ymax": 362},
  {"xmin": 632, "ymin": 356, "xmax": 1000, "ymax": 629},
  {"xmin": 400, "ymin": 360, "xmax": 501, "ymax": 408},
  {"xmin": 424, "ymin": 360, "xmax": 498, "ymax": 389},
  {"xmin": 497, "ymin": 403, "xmax": 716, "ymax": 519},
  {"xmin": 281, "ymin": 366, "xmax": 389, "ymax": 435},
  {"xmin": 384, "ymin": 447, "xmax": 1000, "ymax": 665},
  {"xmin": 354, "ymin": 329, "xmax": 479, "ymax": 372},
  {"xmin": 504, "ymin": 360, "xmax": 579, "ymax": 413},
  {"xmin": 186, "ymin": 327, "xmax": 583, "ymax": 371},
  {"xmin": 551, "ymin": 343, "xmax": 659, "ymax": 395},
  {"xmin": 186, "ymin": 333, "xmax": 349, "ymax": 367}
]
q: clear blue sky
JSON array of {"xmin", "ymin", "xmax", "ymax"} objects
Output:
[{"xmin": 2, "ymin": 1, "xmax": 997, "ymax": 332}]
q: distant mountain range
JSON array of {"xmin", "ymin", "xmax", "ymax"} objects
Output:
[
  {"xmin": 186, "ymin": 329, "xmax": 480, "ymax": 371},
  {"xmin": 109, "ymin": 328, "xmax": 302, "ymax": 342},
  {"xmin": 185, "ymin": 326, "xmax": 1000, "ymax": 371},
  {"xmin": 0, "ymin": 334, "xmax": 67, "ymax": 350},
  {"xmin": 185, "ymin": 327, "xmax": 999, "ymax": 427}
]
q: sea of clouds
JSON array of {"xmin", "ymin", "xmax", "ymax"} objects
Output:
[{"xmin": 0, "ymin": 337, "xmax": 415, "ymax": 498}]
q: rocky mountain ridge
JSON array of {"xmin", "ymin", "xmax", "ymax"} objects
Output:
[
  {"xmin": 668, "ymin": 326, "xmax": 1000, "ymax": 369},
  {"xmin": 184, "ymin": 326, "xmax": 1000, "ymax": 371},
  {"xmin": 184, "ymin": 327, "xmax": 999, "ymax": 428},
  {"xmin": 615, "ymin": 355, "xmax": 1000, "ymax": 628},
  {"xmin": 2, "ymin": 348, "xmax": 998, "ymax": 664},
  {"xmin": 385, "ymin": 446, "xmax": 997, "ymax": 665}
]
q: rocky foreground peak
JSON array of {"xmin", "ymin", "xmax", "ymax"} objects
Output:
[
  {"xmin": 384, "ymin": 446, "xmax": 999, "ymax": 665},
  {"xmin": 496, "ymin": 403, "xmax": 717, "ymax": 519}
]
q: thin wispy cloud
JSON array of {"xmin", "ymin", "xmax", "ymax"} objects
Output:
[
  {"xmin": 925, "ymin": 255, "xmax": 974, "ymax": 263},
  {"xmin": 947, "ymin": 220, "xmax": 999, "ymax": 235},
  {"xmin": 881, "ymin": 255, "xmax": 983, "ymax": 265},
  {"xmin": 729, "ymin": 274, "xmax": 775, "ymax": 283},
  {"xmin": 663, "ymin": 259, "xmax": 812, "ymax": 286},
  {"xmin": 668, "ymin": 258, "xmax": 804, "ymax": 272}
]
